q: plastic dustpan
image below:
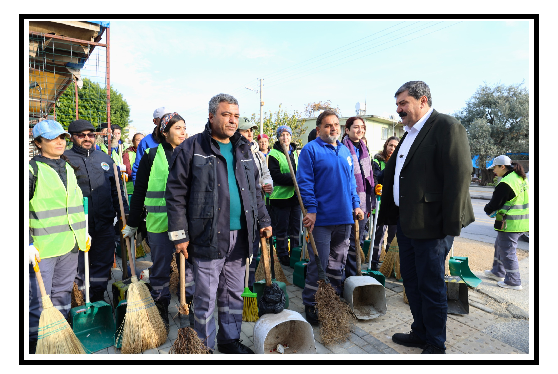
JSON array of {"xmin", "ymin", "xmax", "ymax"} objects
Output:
[
  {"xmin": 69, "ymin": 197, "xmax": 116, "ymax": 353},
  {"xmin": 449, "ymin": 256, "xmax": 482, "ymax": 288},
  {"xmin": 445, "ymin": 275, "xmax": 469, "ymax": 315}
]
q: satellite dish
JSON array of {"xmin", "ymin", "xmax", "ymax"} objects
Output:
[{"xmin": 355, "ymin": 102, "xmax": 361, "ymax": 111}]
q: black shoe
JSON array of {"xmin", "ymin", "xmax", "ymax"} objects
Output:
[
  {"xmin": 305, "ymin": 305, "xmax": 319, "ymax": 326},
  {"xmin": 422, "ymin": 344, "xmax": 445, "ymax": 354},
  {"xmin": 29, "ymin": 339, "xmax": 37, "ymax": 354},
  {"xmin": 392, "ymin": 331, "xmax": 426, "ymax": 348},
  {"xmin": 155, "ymin": 301, "xmax": 170, "ymax": 332},
  {"xmin": 279, "ymin": 256, "xmax": 290, "ymax": 266},
  {"xmin": 217, "ymin": 340, "xmax": 254, "ymax": 354}
]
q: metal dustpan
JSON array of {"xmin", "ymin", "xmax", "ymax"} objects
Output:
[
  {"xmin": 449, "ymin": 256, "xmax": 482, "ymax": 288},
  {"xmin": 344, "ymin": 218, "xmax": 387, "ymax": 320},
  {"xmin": 445, "ymin": 275, "xmax": 469, "ymax": 315},
  {"xmin": 70, "ymin": 197, "xmax": 116, "ymax": 353}
]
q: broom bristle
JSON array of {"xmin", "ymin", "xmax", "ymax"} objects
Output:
[
  {"xmin": 71, "ymin": 282, "xmax": 84, "ymax": 309},
  {"xmin": 379, "ymin": 236, "xmax": 398, "ymax": 278},
  {"xmin": 142, "ymin": 238, "xmax": 151, "ymax": 254},
  {"xmin": 119, "ymin": 276, "xmax": 168, "ymax": 354},
  {"xmin": 254, "ymin": 257, "xmax": 265, "ymax": 283},
  {"xmin": 272, "ymin": 247, "xmax": 291, "ymax": 285},
  {"xmin": 403, "ymin": 287, "xmax": 409, "ymax": 304},
  {"xmin": 242, "ymin": 296, "xmax": 259, "ymax": 322},
  {"xmin": 169, "ymin": 327, "xmax": 211, "ymax": 354},
  {"xmin": 315, "ymin": 280, "xmax": 354, "ymax": 345},
  {"xmin": 36, "ymin": 296, "xmax": 85, "ymax": 354},
  {"xmin": 169, "ymin": 255, "xmax": 179, "ymax": 294}
]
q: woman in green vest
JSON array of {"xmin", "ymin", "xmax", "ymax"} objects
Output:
[
  {"xmin": 122, "ymin": 132, "xmax": 145, "ymax": 199},
  {"xmin": 483, "ymin": 155, "xmax": 529, "ymax": 290},
  {"xmin": 28, "ymin": 120, "xmax": 89, "ymax": 354},
  {"xmin": 121, "ymin": 112, "xmax": 193, "ymax": 329}
]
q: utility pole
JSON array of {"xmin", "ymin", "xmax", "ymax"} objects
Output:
[{"xmin": 245, "ymin": 78, "xmax": 264, "ymax": 134}]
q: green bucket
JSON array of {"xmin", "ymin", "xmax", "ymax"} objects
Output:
[{"xmin": 290, "ymin": 246, "xmax": 302, "ymax": 268}]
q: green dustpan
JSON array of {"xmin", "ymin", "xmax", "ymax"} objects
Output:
[
  {"xmin": 69, "ymin": 197, "xmax": 116, "ymax": 353},
  {"xmin": 449, "ymin": 256, "xmax": 482, "ymax": 288}
]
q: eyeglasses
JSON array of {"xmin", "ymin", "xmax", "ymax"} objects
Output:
[{"xmin": 73, "ymin": 133, "xmax": 96, "ymax": 139}]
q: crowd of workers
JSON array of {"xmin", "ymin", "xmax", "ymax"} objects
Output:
[{"xmin": 28, "ymin": 80, "xmax": 529, "ymax": 355}]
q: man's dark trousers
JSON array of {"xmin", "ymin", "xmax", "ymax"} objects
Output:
[{"xmin": 397, "ymin": 219, "xmax": 454, "ymax": 351}]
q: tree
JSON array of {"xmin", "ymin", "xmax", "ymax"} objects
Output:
[
  {"xmin": 53, "ymin": 78, "xmax": 131, "ymax": 131},
  {"xmin": 251, "ymin": 104, "xmax": 307, "ymax": 149},
  {"xmin": 303, "ymin": 100, "xmax": 341, "ymax": 118},
  {"xmin": 454, "ymin": 82, "xmax": 529, "ymax": 185}
]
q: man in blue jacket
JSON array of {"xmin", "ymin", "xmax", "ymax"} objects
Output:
[
  {"xmin": 64, "ymin": 119, "xmax": 129, "ymax": 302},
  {"xmin": 296, "ymin": 109, "xmax": 364, "ymax": 325},
  {"xmin": 165, "ymin": 94, "xmax": 272, "ymax": 354},
  {"xmin": 131, "ymin": 107, "xmax": 167, "ymax": 183}
]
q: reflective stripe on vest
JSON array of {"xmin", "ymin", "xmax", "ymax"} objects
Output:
[
  {"xmin": 145, "ymin": 145, "xmax": 169, "ymax": 233},
  {"xmin": 268, "ymin": 148, "xmax": 298, "ymax": 200},
  {"xmin": 496, "ymin": 172, "xmax": 529, "ymax": 233},
  {"xmin": 29, "ymin": 162, "xmax": 86, "ymax": 259}
]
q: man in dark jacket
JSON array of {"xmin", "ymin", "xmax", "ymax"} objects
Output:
[
  {"xmin": 378, "ymin": 81, "xmax": 474, "ymax": 354},
  {"xmin": 166, "ymin": 93, "xmax": 272, "ymax": 354},
  {"xmin": 64, "ymin": 119, "xmax": 129, "ymax": 302}
]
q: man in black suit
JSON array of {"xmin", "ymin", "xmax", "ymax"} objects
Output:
[{"xmin": 378, "ymin": 81, "xmax": 475, "ymax": 354}]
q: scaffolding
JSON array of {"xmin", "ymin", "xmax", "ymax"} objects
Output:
[{"xmin": 28, "ymin": 21, "xmax": 113, "ymax": 158}]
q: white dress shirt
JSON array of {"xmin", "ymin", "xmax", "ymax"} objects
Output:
[{"xmin": 394, "ymin": 107, "xmax": 434, "ymax": 207}]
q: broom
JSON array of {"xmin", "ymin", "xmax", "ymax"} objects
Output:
[
  {"xmin": 242, "ymin": 257, "xmax": 259, "ymax": 322},
  {"xmin": 33, "ymin": 262, "xmax": 86, "ymax": 354},
  {"xmin": 379, "ymin": 236, "xmax": 401, "ymax": 281},
  {"xmin": 271, "ymin": 243, "xmax": 291, "ymax": 285},
  {"xmin": 113, "ymin": 163, "xmax": 167, "ymax": 353},
  {"xmin": 169, "ymin": 253, "xmax": 210, "ymax": 354},
  {"xmin": 281, "ymin": 143, "xmax": 353, "ymax": 344}
]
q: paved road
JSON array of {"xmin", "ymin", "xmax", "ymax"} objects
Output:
[{"xmin": 463, "ymin": 185, "xmax": 530, "ymax": 251}]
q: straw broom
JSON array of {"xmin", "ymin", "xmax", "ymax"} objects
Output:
[
  {"xmin": 379, "ymin": 236, "xmax": 400, "ymax": 280},
  {"xmin": 242, "ymin": 257, "xmax": 259, "ymax": 322},
  {"xmin": 281, "ymin": 143, "xmax": 353, "ymax": 344},
  {"xmin": 34, "ymin": 262, "xmax": 85, "ymax": 354},
  {"xmin": 113, "ymin": 164, "xmax": 167, "ymax": 353},
  {"xmin": 271, "ymin": 244, "xmax": 291, "ymax": 285}
]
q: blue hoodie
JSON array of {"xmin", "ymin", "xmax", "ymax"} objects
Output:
[
  {"xmin": 131, "ymin": 133, "xmax": 159, "ymax": 183},
  {"xmin": 296, "ymin": 137, "xmax": 360, "ymax": 226}
]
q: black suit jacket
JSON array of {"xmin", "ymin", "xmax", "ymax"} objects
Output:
[{"xmin": 378, "ymin": 109, "xmax": 475, "ymax": 239}]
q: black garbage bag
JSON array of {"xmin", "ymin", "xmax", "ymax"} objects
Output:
[{"xmin": 257, "ymin": 283, "xmax": 286, "ymax": 317}]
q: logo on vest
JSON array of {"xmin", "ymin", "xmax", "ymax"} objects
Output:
[
  {"xmin": 347, "ymin": 156, "xmax": 352, "ymax": 166},
  {"xmin": 101, "ymin": 162, "xmax": 109, "ymax": 171}
]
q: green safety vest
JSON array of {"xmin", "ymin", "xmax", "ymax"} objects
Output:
[
  {"xmin": 268, "ymin": 148, "xmax": 298, "ymax": 200},
  {"xmin": 100, "ymin": 143, "xmax": 123, "ymax": 166},
  {"xmin": 126, "ymin": 150, "xmax": 136, "ymax": 195},
  {"xmin": 145, "ymin": 145, "xmax": 169, "ymax": 233},
  {"xmin": 495, "ymin": 172, "xmax": 529, "ymax": 233},
  {"xmin": 371, "ymin": 158, "xmax": 385, "ymax": 215},
  {"xmin": 29, "ymin": 161, "xmax": 87, "ymax": 259}
]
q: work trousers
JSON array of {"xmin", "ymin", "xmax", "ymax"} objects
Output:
[
  {"xmin": 372, "ymin": 224, "xmax": 397, "ymax": 267},
  {"xmin": 75, "ymin": 230, "xmax": 114, "ymax": 301},
  {"xmin": 192, "ymin": 229, "xmax": 248, "ymax": 350},
  {"xmin": 302, "ymin": 224, "xmax": 351, "ymax": 306},
  {"xmin": 397, "ymin": 219, "xmax": 454, "ymax": 351},
  {"xmin": 345, "ymin": 218, "xmax": 367, "ymax": 278},
  {"xmin": 271, "ymin": 204, "xmax": 301, "ymax": 258},
  {"xmin": 149, "ymin": 231, "xmax": 195, "ymax": 306},
  {"xmin": 491, "ymin": 231, "xmax": 522, "ymax": 286},
  {"xmin": 29, "ymin": 250, "xmax": 78, "ymax": 341}
]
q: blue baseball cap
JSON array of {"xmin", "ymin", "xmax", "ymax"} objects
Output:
[{"xmin": 32, "ymin": 120, "xmax": 70, "ymax": 140}]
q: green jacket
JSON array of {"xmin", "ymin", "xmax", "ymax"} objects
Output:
[{"xmin": 495, "ymin": 172, "xmax": 529, "ymax": 232}]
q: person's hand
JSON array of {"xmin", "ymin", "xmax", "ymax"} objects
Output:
[
  {"xmin": 303, "ymin": 212, "xmax": 317, "ymax": 233},
  {"xmin": 262, "ymin": 183, "xmax": 273, "ymax": 194},
  {"xmin": 80, "ymin": 234, "xmax": 92, "ymax": 252},
  {"xmin": 375, "ymin": 184, "xmax": 382, "ymax": 196},
  {"xmin": 354, "ymin": 208, "xmax": 365, "ymax": 221},
  {"xmin": 121, "ymin": 225, "xmax": 137, "ymax": 238},
  {"xmin": 175, "ymin": 241, "xmax": 189, "ymax": 259},
  {"xmin": 121, "ymin": 172, "xmax": 128, "ymax": 182},
  {"xmin": 29, "ymin": 244, "xmax": 40, "ymax": 266},
  {"xmin": 259, "ymin": 226, "xmax": 272, "ymax": 238}
]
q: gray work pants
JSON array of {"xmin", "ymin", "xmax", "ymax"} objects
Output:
[
  {"xmin": 302, "ymin": 224, "xmax": 351, "ymax": 306},
  {"xmin": 491, "ymin": 231, "xmax": 522, "ymax": 286},
  {"xmin": 192, "ymin": 229, "xmax": 248, "ymax": 350}
]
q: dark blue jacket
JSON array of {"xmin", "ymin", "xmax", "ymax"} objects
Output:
[
  {"xmin": 166, "ymin": 122, "xmax": 271, "ymax": 260},
  {"xmin": 132, "ymin": 133, "xmax": 159, "ymax": 183},
  {"xmin": 64, "ymin": 145, "xmax": 129, "ymax": 234}
]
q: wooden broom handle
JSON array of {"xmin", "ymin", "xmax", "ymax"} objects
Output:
[
  {"xmin": 355, "ymin": 219, "xmax": 361, "ymax": 276},
  {"xmin": 260, "ymin": 237, "xmax": 272, "ymax": 287},
  {"xmin": 33, "ymin": 264, "xmax": 48, "ymax": 299},
  {"xmin": 180, "ymin": 253, "xmax": 186, "ymax": 307},
  {"xmin": 113, "ymin": 163, "xmax": 135, "ymax": 277}
]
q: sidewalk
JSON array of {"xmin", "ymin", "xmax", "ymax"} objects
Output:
[{"xmin": 93, "ymin": 247, "xmax": 529, "ymax": 356}]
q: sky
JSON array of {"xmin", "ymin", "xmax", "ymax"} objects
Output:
[{"xmin": 83, "ymin": 18, "xmax": 531, "ymax": 136}]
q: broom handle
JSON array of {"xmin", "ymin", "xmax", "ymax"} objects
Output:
[
  {"xmin": 260, "ymin": 237, "xmax": 272, "ymax": 287},
  {"xmin": 244, "ymin": 257, "xmax": 250, "ymax": 289},
  {"xmin": 355, "ymin": 219, "xmax": 361, "ymax": 276},
  {"xmin": 281, "ymin": 143, "xmax": 325, "ymax": 280},
  {"xmin": 33, "ymin": 263, "xmax": 48, "ymax": 300},
  {"xmin": 180, "ymin": 253, "xmax": 186, "ymax": 308},
  {"xmin": 113, "ymin": 163, "xmax": 135, "ymax": 278},
  {"xmin": 84, "ymin": 197, "xmax": 90, "ymax": 304},
  {"xmin": 368, "ymin": 195, "xmax": 381, "ymax": 270}
]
